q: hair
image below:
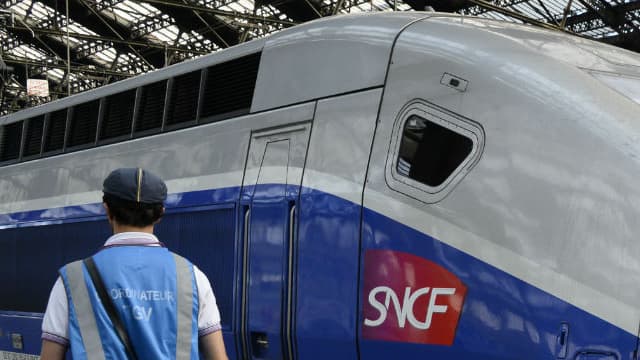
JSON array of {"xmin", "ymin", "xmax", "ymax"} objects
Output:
[{"xmin": 103, "ymin": 194, "xmax": 164, "ymax": 227}]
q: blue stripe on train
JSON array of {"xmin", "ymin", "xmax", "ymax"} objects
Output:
[
  {"xmin": 360, "ymin": 207, "xmax": 636, "ymax": 359},
  {"xmin": 0, "ymin": 186, "xmax": 242, "ymax": 227},
  {"xmin": 0, "ymin": 185, "xmax": 636, "ymax": 358}
]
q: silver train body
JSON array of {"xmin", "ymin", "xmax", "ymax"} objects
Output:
[{"xmin": 1, "ymin": 12, "xmax": 640, "ymax": 359}]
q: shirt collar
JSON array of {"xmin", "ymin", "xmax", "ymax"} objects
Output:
[{"xmin": 104, "ymin": 232, "xmax": 162, "ymax": 247}]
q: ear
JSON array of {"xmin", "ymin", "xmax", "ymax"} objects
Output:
[
  {"xmin": 103, "ymin": 202, "xmax": 112, "ymax": 220},
  {"xmin": 154, "ymin": 207, "xmax": 165, "ymax": 225}
]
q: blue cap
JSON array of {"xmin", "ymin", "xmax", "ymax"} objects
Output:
[{"xmin": 103, "ymin": 168, "xmax": 167, "ymax": 204}]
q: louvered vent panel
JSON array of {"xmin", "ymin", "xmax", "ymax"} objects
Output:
[
  {"xmin": 68, "ymin": 100, "xmax": 100, "ymax": 147},
  {"xmin": 101, "ymin": 89, "xmax": 136, "ymax": 140},
  {"xmin": 135, "ymin": 81, "xmax": 166, "ymax": 133},
  {"xmin": 45, "ymin": 109, "xmax": 67, "ymax": 152},
  {"xmin": 0, "ymin": 121, "xmax": 23, "ymax": 161},
  {"xmin": 165, "ymin": 71, "xmax": 201, "ymax": 126},
  {"xmin": 23, "ymin": 115, "xmax": 45, "ymax": 157},
  {"xmin": 200, "ymin": 52, "xmax": 261, "ymax": 120}
]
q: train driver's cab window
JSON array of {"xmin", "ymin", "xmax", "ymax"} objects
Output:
[
  {"xmin": 397, "ymin": 115, "xmax": 473, "ymax": 187},
  {"xmin": 387, "ymin": 101, "xmax": 484, "ymax": 203}
]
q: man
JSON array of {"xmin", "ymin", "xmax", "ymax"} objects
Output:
[{"xmin": 40, "ymin": 168, "xmax": 228, "ymax": 360}]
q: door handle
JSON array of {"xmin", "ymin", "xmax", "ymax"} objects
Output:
[
  {"xmin": 241, "ymin": 208, "xmax": 251, "ymax": 360},
  {"xmin": 557, "ymin": 322, "xmax": 569, "ymax": 359},
  {"xmin": 251, "ymin": 331, "xmax": 269, "ymax": 358},
  {"xmin": 285, "ymin": 204, "xmax": 296, "ymax": 360}
]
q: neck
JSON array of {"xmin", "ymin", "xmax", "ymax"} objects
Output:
[{"xmin": 112, "ymin": 223, "xmax": 155, "ymax": 234}]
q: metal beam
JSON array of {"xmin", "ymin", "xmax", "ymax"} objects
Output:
[
  {"xmin": 3, "ymin": 56, "xmax": 136, "ymax": 77},
  {"xmin": 466, "ymin": 0, "xmax": 577, "ymax": 33},
  {"xmin": 263, "ymin": 0, "xmax": 320, "ymax": 22},
  {"xmin": 2, "ymin": 29, "xmax": 110, "ymax": 83},
  {"xmin": 143, "ymin": 1, "xmax": 237, "ymax": 48},
  {"xmin": 577, "ymin": 0, "xmax": 634, "ymax": 33},
  {"xmin": 76, "ymin": 0, "xmax": 155, "ymax": 69},
  {"xmin": 6, "ymin": 25, "xmax": 209, "ymax": 54},
  {"xmin": 133, "ymin": 0, "xmax": 297, "ymax": 26},
  {"xmin": 566, "ymin": 0, "xmax": 640, "ymax": 28}
]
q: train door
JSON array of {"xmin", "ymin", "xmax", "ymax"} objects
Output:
[
  {"xmin": 294, "ymin": 89, "xmax": 383, "ymax": 359},
  {"xmin": 239, "ymin": 123, "xmax": 311, "ymax": 360}
]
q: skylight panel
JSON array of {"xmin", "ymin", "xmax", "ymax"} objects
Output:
[
  {"xmin": 48, "ymin": 69, "xmax": 64, "ymax": 80},
  {"xmin": 67, "ymin": 23, "xmax": 93, "ymax": 36},
  {"xmin": 94, "ymin": 48, "xmax": 117, "ymax": 64},
  {"xmin": 225, "ymin": 2, "xmax": 246, "ymax": 12},
  {"xmin": 8, "ymin": 44, "xmax": 47, "ymax": 60},
  {"xmin": 582, "ymin": 27, "xmax": 610, "ymax": 38},
  {"xmin": 110, "ymin": 6, "xmax": 137, "ymax": 23},
  {"xmin": 152, "ymin": 27, "xmax": 176, "ymax": 43},
  {"xmin": 15, "ymin": 0, "xmax": 48, "ymax": 20},
  {"xmin": 510, "ymin": 2, "xmax": 545, "ymax": 20},
  {"xmin": 166, "ymin": 24, "xmax": 180, "ymax": 37},
  {"xmin": 125, "ymin": 0, "xmax": 159, "ymax": 15},
  {"xmin": 539, "ymin": 0, "xmax": 561, "ymax": 13},
  {"xmin": 238, "ymin": 0, "xmax": 254, "ymax": 10},
  {"xmin": 570, "ymin": 0, "xmax": 586, "ymax": 14}
]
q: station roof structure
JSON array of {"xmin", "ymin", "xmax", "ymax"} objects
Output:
[{"xmin": 1, "ymin": 0, "xmax": 639, "ymax": 115}]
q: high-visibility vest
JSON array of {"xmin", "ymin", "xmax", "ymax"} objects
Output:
[{"xmin": 59, "ymin": 246, "xmax": 199, "ymax": 359}]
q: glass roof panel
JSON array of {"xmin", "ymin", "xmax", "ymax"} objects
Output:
[{"xmin": 2, "ymin": 0, "xmax": 639, "ymax": 115}]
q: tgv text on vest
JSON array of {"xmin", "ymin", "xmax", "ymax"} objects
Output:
[
  {"xmin": 121, "ymin": 305, "xmax": 153, "ymax": 321},
  {"xmin": 364, "ymin": 286, "xmax": 456, "ymax": 329},
  {"xmin": 110, "ymin": 288, "xmax": 175, "ymax": 302},
  {"xmin": 110, "ymin": 288, "xmax": 174, "ymax": 321}
]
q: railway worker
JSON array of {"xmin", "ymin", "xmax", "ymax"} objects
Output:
[{"xmin": 39, "ymin": 168, "xmax": 228, "ymax": 360}]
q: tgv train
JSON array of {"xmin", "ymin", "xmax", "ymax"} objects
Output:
[{"xmin": 1, "ymin": 11, "xmax": 640, "ymax": 359}]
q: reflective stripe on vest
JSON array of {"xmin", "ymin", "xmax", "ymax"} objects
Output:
[
  {"xmin": 174, "ymin": 253, "xmax": 194, "ymax": 360},
  {"xmin": 64, "ymin": 260, "xmax": 106, "ymax": 360}
]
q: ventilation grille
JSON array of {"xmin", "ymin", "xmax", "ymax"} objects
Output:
[
  {"xmin": 68, "ymin": 100, "xmax": 100, "ymax": 147},
  {"xmin": 200, "ymin": 52, "xmax": 261, "ymax": 120},
  {"xmin": 23, "ymin": 115, "xmax": 45, "ymax": 157},
  {"xmin": 165, "ymin": 71, "xmax": 201, "ymax": 127},
  {"xmin": 101, "ymin": 89, "xmax": 136, "ymax": 140},
  {"xmin": 136, "ymin": 81, "xmax": 166, "ymax": 133},
  {"xmin": 44, "ymin": 109, "xmax": 67, "ymax": 152},
  {"xmin": 0, "ymin": 121, "xmax": 23, "ymax": 162}
]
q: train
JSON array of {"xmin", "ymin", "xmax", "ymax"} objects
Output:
[{"xmin": 1, "ymin": 11, "xmax": 640, "ymax": 359}]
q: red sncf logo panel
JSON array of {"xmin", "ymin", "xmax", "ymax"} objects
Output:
[{"xmin": 362, "ymin": 250, "xmax": 467, "ymax": 346}]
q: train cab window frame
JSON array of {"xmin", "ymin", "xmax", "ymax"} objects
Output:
[{"xmin": 386, "ymin": 100, "xmax": 484, "ymax": 204}]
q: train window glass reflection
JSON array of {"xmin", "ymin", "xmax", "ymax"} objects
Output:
[{"xmin": 397, "ymin": 115, "xmax": 473, "ymax": 187}]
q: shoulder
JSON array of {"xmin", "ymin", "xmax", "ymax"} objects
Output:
[
  {"xmin": 192, "ymin": 265, "xmax": 212, "ymax": 292},
  {"xmin": 42, "ymin": 277, "xmax": 70, "ymax": 342}
]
